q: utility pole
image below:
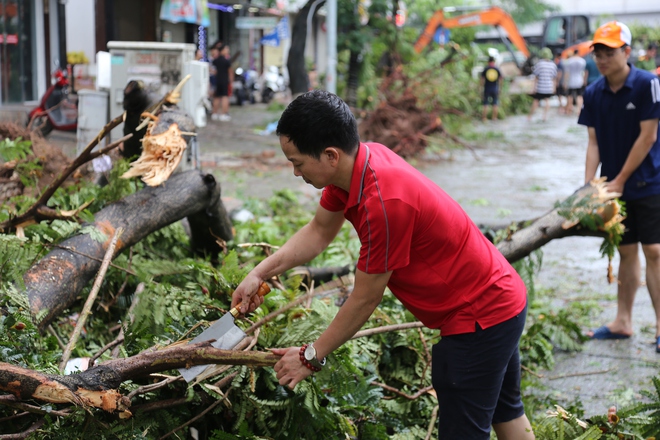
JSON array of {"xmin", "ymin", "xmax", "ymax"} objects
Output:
[{"xmin": 326, "ymin": 0, "xmax": 337, "ymax": 94}]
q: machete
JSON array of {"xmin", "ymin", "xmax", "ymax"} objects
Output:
[{"xmin": 179, "ymin": 282, "xmax": 271, "ymax": 382}]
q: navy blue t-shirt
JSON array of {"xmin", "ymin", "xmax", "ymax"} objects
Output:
[
  {"xmin": 578, "ymin": 64, "xmax": 660, "ymax": 200},
  {"xmin": 481, "ymin": 65, "xmax": 501, "ymax": 93}
]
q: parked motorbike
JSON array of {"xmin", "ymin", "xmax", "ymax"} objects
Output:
[
  {"xmin": 230, "ymin": 67, "xmax": 257, "ymax": 106},
  {"xmin": 27, "ymin": 67, "xmax": 78, "ymax": 137},
  {"xmin": 260, "ymin": 65, "xmax": 287, "ymax": 104}
]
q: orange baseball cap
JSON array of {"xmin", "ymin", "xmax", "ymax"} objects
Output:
[{"xmin": 592, "ymin": 21, "xmax": 632, "ymax": 48}]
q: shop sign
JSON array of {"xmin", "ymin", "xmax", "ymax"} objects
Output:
[{"xmin": 236, "ymin": 17, "xmax": 278, "ymax": 29}]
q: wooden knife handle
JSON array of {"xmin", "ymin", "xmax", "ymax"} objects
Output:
[{"xmin": 231, "ymin": 282, "xmax": 271, "ymax": 316}]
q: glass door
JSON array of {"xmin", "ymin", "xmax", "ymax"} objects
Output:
[{"xmin": 0, "ymin": 0, "xmax": 35, "ymax": 104}]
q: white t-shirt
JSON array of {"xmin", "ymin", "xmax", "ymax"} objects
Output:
[{"xmin": 564, "ymin": 56, "xmax": 587, "ymax": 89}]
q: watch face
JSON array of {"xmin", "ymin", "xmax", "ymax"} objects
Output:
[{"xmin": 304, "ymin": 344, "xmax": 316, "ymax": 361}]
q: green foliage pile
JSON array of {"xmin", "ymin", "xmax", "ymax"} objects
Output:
[{"xmin": 1, "ymin": 140, "xmax": 660, "ymax": 439}]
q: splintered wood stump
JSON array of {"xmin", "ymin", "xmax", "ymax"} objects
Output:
[{"xmin": 23, "ymin": 170, "xmax": 234, "ymax": 332}]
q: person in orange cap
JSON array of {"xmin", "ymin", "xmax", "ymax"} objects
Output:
[{"xmin": 578, "ymin": 21, "xmax": 660, "ymax": 353}]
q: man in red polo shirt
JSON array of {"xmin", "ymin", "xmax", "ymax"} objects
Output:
[{"xmin": 232, "ymin": 90, "xmax": 534, "ymax": 439}]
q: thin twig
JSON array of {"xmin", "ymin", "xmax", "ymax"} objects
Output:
[
  {"xmin": 127, "ymin": 375, "xmax": 181, "ymax": 399},
  {"xmin": 59, "ymin": 228, "xmax": 123, "ymax": 371},
  {"xmin": 157, "ymin": 386, "xmax": 231, "ymax": 440},
  {"xmin": 548, "ymin": 367, "xmax": 617, "ymax": 380},
  {"xmin": 50, "ymin": 243, "xmax": 137, "ymax": 276},
  {"xmin": 0, "ymin": 419, "xmax": 46, "ymax": 440},
  {"xmin": 521, "ymin": 364, "xmax": 544, "ymax": 378},
  {"xmin": 425, "ymin": 405, "xmax": 439, "ymax": 440},
  {"xmin": 47, "ymin": 324, "xmax": 66, "ymax": 350},
  {"xmin": 111, "ymin": 282, "xmax": 145, "ymax": 359},
  {"xmin": 352, "ymin": 322, "xmax": 426, "ymax": 339},
  {"xmin": 370, "ymin": 381, "xmax": 434, "ymax": 400},
  {"xmin": 0, "ymin": 395, "xmax": 71, "ymax": 417}
]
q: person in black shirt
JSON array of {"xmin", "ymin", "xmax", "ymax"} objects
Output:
[
  {"xmin": 212, "ymin": 44, "xmax": 232, "ymax": 122},
  {"xmin": 480, "ymin": 57, "xmax": 503, "ymax": 121}
]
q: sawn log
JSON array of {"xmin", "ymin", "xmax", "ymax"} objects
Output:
[{"xmin": 23, "ymin": 170, "xmax": 233, "ymax": 332}]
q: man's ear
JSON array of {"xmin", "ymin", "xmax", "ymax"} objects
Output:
[{"xmin": 324, "ymin": 147, "xmax": 341, "ymax": 165}]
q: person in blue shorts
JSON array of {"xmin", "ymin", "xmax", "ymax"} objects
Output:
[
  {"xmin": 480, "ymin": 56, "xmax": 503, "ymax": 121},
  {"xmin": 578, "ymin": 21, "xmax": 660, "ymax": 353}
]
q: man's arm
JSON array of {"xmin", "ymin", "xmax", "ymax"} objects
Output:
[
  {"xmin": 272, "ymin": 269, "xmax": 392, "ymax": 389},
  {"xmin": 232, "ymin": 205, "xmax": 345, "ymax": 313},
  {"xmin": 607, "ymin": 119, "xmax": 659, "ymax": 194},
  {"xmin": 585, "ymin": 127, "xmax": 600, "ymax": 184}
]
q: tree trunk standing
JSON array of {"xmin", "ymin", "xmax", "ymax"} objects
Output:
[
  {"xmin": 344, "ymin": 49, "xmax": 361, "ymax": 108},
  {"xmin": 287, "ymin": 0, "xmax": 319, "ymax": 96},
  {"xmin": 24, "ymin": 171, "xmax": 234, "ymax": 332}
]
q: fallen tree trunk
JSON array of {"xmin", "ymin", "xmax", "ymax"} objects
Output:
[
  {"xmin": 495, "ymin": 181, "xmax": 621, "ymax": 263},
  {"xmin": 23, "ymin": 170, "xmax": 233, "ymax": 332},
  {"xmin": 0, "ymin": 342, "xmax": 278, "ymax": 418}
]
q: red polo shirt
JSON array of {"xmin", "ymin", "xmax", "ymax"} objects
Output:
[{"xmin": 320, "ymin": 143, "xmax": 526, "ymax": 335}]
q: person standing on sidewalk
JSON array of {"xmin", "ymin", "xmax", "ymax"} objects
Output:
[
  {"xmin": 232, "ymin": 90, "xmax": 535, "ymax": 439},
  {"xmin": 528, "ymin": 48, "xmax": 557, "ymax": 122},
  {"xmin": 480, "ymin": 56, "xmax": 503, "ymax": 121},
  {"xmin": 212, "ymin": 44, "xmax": 232, "ymax": 122},
  {"xmin": 578, "ymin": 21, "xmax": 660, "ymax": 353},
  {"xmin": 564, "ymin": 49, "xmax": 587, "ymax": 115}
]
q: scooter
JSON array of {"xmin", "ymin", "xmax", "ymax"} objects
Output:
[
  {"xmin": 260, "ymin": 66, "xmax": 287, "ymax": 104},
  {"xmin": 27, "ymin": 67, "xmax": 78, "ymax": 137},
  {"xmin": 230, "ymin": 67, "xmax": 256, "ymax": 106}
]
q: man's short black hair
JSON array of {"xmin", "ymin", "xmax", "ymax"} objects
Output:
[
  {"xmin": 276, "ymin": 90, "xmax": 360, "ymax": 159},
  {"xmin": 648, "ymin": 43, "xmax": 658, "ymax": 51},
  {"xmin": 487, "ymin": 56, "xmax": 495, "ymax": 63}
]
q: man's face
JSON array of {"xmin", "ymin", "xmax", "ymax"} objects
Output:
[
  {"xmin": 593, "ymin": 46, "xmax": 630, "ymax": 76},
  {"xmin": 280, "ymin": 136, "xmax": 335, "ymax": 189}
]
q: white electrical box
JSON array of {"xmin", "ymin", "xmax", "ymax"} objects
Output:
[
  {"xmin": 107, "ymin": 41, "xmax": 197, "ymax": 141},
  {"xmin": 182, "ymin": 60, "xmax": 210, "ymax": 128},
  {"xmin": 76, "ymin": 89, "xmax": 109, "ymax": 155}
]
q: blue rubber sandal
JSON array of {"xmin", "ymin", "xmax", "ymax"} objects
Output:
[
  {"xmin": 589, "ymin": 326, "xmax": 630, "ymax": 340},
  {"xmin": 656, "ymin": 336, "xmax": 660, "ymax": 354}
]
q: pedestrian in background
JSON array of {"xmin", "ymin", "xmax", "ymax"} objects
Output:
[
  {"xmin": 584, "ymin": 53, "xmax": 602, "ymax": 87},
  {"xmin": 480, "ymin": 56, "xmax": 503, "ymax": 121},
  {"xmin": 578, "ymin": 21, "xmax": 660, "ymax": 353},
  {"xmin": 528, "ymin": 48, "xmax": 557, "ymax": 122},
  {"xmin": 554, "ymin": 52, "xmax": 568, "ymax": 114},
  {"xmin": 564, "ymin": 49, "xmax": 587, "ymax": 115},
  {"xmin": 212, "ymin": 44, "xmax": 232, "ymax": 122},
  {"xmin": 637, "ymin": 43, "xmax": 658, "ymax": 74}
]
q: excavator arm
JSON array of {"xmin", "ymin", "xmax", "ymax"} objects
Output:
[{"xmin": 414, "ymin": 6, "xmax": 530, "ymax": 59}]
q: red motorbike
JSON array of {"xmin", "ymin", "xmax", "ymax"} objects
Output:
[{"xmin": 27, "ymin": 67, "xmax": 77, "ymax": 137}]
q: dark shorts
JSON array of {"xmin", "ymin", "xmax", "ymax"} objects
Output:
[
  {"xmin": 432, "ymin": 303, "xmax": 527, "ymax": 438},
  {"xmin": 568, "ymin": 87, "xmax": 583, "ymax": 103},
  {"xmin": 483, "ymin": 89, "xmax": 499, "ymax": 106},
  {"xmin": 214, "ymin": 80, "xmax": 229, "ymax": 97},
  {"xmin": 620, "ymin": 194, "xmax": 660, "ymax": 245},
  {"xmin": 556, "ymin": 85, "xmax": 568, "ymax": 96},
  {"xmin": 533, "ymin": 92, "xmax": 553, "ymax": 100}
]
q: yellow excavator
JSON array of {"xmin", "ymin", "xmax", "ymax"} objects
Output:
[{"xmin": 414, "ymin": 6, "xmax": 593, "ymax": 72}]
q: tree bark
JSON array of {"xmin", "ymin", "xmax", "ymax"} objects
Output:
[
  {"xmin": 23, "ymin": 170, "xmax": 233, "ymax": 332},
  {"xmin": 287, "ymin": 0, "xmax": 318, "ymax": 95},
  {"xmin": 495, "ymin": 182, "xmax": 619, "ymax": 263},
  {"xmin": 0, "ymin": 343, "xmax": 278, "ymax": 418}
]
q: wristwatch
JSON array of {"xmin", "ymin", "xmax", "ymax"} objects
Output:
[{"xmin": 303, "ymin": 343, "xmax": 326, "ymax": 370}]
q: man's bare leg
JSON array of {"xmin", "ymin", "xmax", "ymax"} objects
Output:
[
  {"xmin": 492, "ymin": 105, "xmax": 499, "ymax": 121},
  {"xmin": 492, "ymin": 414, "xmax": 535, "ymax": 439},
  {"xmin": 642, "ymin": 243, "xmax": 660, "ymax": 349},
  {"xmin": 597, "ymin": 244, "xmax": 640, "ymax": 336}
]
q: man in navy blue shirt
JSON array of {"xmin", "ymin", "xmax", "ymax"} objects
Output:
[{"xmin": 578, "ymin": 21, "xmax": 660, "ymax": 353}]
